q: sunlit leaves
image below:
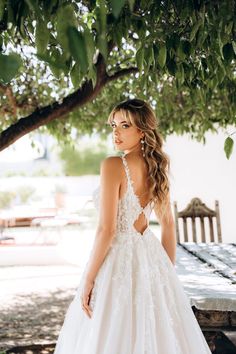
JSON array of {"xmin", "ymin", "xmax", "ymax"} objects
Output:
[{"xmin": 0, "ymin": 0, "xmax": 235, "ymax": 157}]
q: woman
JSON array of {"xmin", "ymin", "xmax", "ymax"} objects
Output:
[{"xmin": 54, "ymin": 99, "xmax": 212, "ymax": 354}]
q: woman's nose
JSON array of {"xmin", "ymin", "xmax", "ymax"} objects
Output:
[{"xmin": 113, "ymin": 128, "xmax": 119, "ymax": 136}]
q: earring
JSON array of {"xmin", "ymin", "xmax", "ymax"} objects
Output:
[{"xmin": 141, "ymin": 137, "xmax": 145, "ymax": 157}]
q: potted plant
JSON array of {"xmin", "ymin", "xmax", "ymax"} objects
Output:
[{"xmin": 54, "ymin": 184, "xmax": 67, "ymax": 209}]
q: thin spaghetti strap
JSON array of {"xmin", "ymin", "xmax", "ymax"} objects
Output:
[
  {"xmin": 120, "ymin": 155, "xmax": 133, "ymax": 187},
  {"xmin": 121, "ymin": 154, "xmax": 154, "ymax": 211}
]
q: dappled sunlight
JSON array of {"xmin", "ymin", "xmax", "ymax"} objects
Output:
[{"xmin": 0, "ymin": 288, "xmax": 75, "ymax": 351}]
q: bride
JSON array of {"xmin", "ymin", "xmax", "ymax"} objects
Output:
[{"xmin": 53, "ymin": 98, "xmax": 212, "ymax": 354}]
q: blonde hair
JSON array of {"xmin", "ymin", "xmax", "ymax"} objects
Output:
[{"xmin": 107, "ymin": 98, "xmax": 170, "ymax": 219}]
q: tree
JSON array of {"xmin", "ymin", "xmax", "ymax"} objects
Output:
[{"xmin": 0, "ymin": 0, "xmax": 235, "ymax": 157}]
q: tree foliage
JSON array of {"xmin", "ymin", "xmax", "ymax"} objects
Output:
[
  {"xmin": 0, "ymin": 0, "xmax": 235, "ymax": 157},
  {"xmin": 60, "ymin": 142, "xmax": 108, "ymax": 175}
]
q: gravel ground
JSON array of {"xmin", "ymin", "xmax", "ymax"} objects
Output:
[{"xmin": 0, "ymin": 265, "xmax": 82, "ymax": 352}]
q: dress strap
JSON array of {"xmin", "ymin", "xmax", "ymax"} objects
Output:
[
  {"xmin": 120, "ymin": 155, "xmax": 133, "ymax": 187},
  {"xmin": 120, "ymin": 154, "xmax": 155, "ymax": 212}
]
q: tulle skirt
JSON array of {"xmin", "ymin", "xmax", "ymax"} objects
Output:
[{"xmin": 53, "ymin": 228, "xmax": 212, "ymax": 354}]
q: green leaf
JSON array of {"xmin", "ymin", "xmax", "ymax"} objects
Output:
[
  {"xmin": 0, "ymin": 0, "xmax": 6, "ymax": 21},
  {"xmin": 216, "ymin": 67, "xmax": 224, "ymax": 84},
  {"xmin": 111, "ymin": 0, "xmax": 125, "ymax": 18},
  {"xmin": 37, "ymin": 49, "xmax": 68, "ymax": 73},
  {"xmin": 225, "ymin": 21, "xmax": 233, "ymax": 35},
  {"xmin": 218, "ymin": 35, "xmax": 224, "ymax": 60},
  {"xmin": 128, "ymin": 0, "xmax": 135, "ymax": 11},
  {"xmin": 49, "ymin": 64, "xmax": 61, "ymax": 79},
  {"xmin": 224, "ymin": 136, "xmax": 234, "ymax": 159},
  {"xmin": 196, "ymin": 26, "xmax": 207, "ymax": 47},
  {"xmin": 56, "ymin": 4, "xmax": 77, "ymax": 54},
  {"xmin": 182, "ymin": 40, "xmax": 191, "ymax": 56},
  {"xmin": 96, "ymin": 0, "xmax": 107, "ymax": 60},
  {"xmin": 176, "ymin": 64, "xmax": 185, "ymax": 85},
  {"xmin": 87, "ymin": 64, "xmax": 97, "ymax": 88},
  {"xmin": 144, "ymin": 45, "xmax": 154, "ymax": 73},
  {"xmin": 35, "ymin": 20, "xmax": 50, "ymax": 54},
  {"xmin": 223, "ymin": 43, "xmax": 234, "ymax": 62},
  {"xmin": 84, "ymin": 28, "xmax": 95, "ymax": 69},
  {"xmin": 232, "ymin": 41, "xmax": 236, "ymax": 55},
  {"xmin": 67, "ymin": 27, "xmax": 88, "ymax": 74},
  {"xmin": 0, "ymin": 53, "xmax": 22, "ymax": 83},
  {"xmin": 167, "ymin": 59, "xmax": 177, "ymax": 75},
  {"xmin": 190, "ymin": 21, "xmax": 201, "ymax": 42},
  {"xmin": 70, "ymin": 62, "xmax": 82, "ymax": 88},
  {"xmin": 24, "ymin": 0, "xmax": 39, "ymax": 13},
  {"xmin": 136, "ymin": 47, "xmax": 144, "ymax": 71},
  {"xmin": 157, "ymin": 44, "xmax": 166, "ymax": 68},
  {"xmin": 96, "ymin": 0, "xmax": 106, "ymax": 33},
  {"xmin": 177, "ymin": 42, "xmax": 186, "ymax": 61}
]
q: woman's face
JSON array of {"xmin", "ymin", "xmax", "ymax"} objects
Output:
[{"xmin": 110, "ymin": 111, "xmax": 143, "ymax": 153}]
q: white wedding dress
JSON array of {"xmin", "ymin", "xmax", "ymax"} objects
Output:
[{"xmin": 53, "ymin": 155, "xmax": 212, "ymax": 354}]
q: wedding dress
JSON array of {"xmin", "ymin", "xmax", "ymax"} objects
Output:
[{"xmin": 53, "ymin": 155, "xmax": 212, "ymax": 354}]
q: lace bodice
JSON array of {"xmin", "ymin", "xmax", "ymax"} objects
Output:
[{"xmin": 92, "ymin": 155, "xmax": 155, "ymax": 236}]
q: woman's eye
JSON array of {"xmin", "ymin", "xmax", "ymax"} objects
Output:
[{"xmin": 110, "ymin": 123, "xmax": 129, "ymax": 129}]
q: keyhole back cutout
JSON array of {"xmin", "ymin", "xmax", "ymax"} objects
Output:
[
  {"xmin": 133, "ymin": 211, "xmax": 149, "ymax": 236},
  {"xmin": 121, "ymin": 155, "xmax": 152, "ymax": 236}
]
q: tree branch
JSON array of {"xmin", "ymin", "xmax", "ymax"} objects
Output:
[
  {"xmin": 105, "ymin": 66, "xmax": 138, "ymax": 83},
  {"xmin": 0, "ymin": 79, "xmax": 101, "ymax": 151},
  {"xmin": 0, "ymin": 62, "xmax": 138, "ymax": 151},
  {"xmin": 0, "ymin": 83, "xmax": 18, "ymax": 116}
]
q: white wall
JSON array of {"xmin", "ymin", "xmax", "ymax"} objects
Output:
[{"xmin": 165, "ymin": 130, "xmax": 236, "ymax": 243}]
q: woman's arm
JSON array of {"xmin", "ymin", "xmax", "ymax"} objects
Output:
[
  {"xmin": 154, "ymin": 193, "xmax": 177, "ymax": 265},
  {"xmin": 84, "ymin": 157, "xmax": 121, "ymax": 283}
]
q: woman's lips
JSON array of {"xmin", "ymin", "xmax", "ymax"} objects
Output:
[{"xmin": 114, "ymin": 140, "xmax": 123, "ymax": 145}]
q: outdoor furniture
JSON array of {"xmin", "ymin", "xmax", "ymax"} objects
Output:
[
  {"xmin": 176, "ymin": 242, "xmax": 236, "ymax": 351},
  {"xmin": 174, "ymin": 197, "xmax": 222, "ymax": 243},
  {"xmin": 0, "ymin": 217, "xmax": 15, "ymax": 244},
  {"xmin": 0, "ymin": 208, "xmax": 58, "ymax": 245},
  {"xmin": 0, "ymin": 208, "xmax": 58, "ymax": 228}
]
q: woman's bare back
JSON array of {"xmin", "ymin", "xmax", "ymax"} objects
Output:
[{"xmin": 119, "ymin": 153, "xmax": 153, "ymax": 235}]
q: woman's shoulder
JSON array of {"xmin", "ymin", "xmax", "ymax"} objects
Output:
[
  {"xmin": 102, "ymin": 155, "xmax": 121, "ymax": 164},
  {"xmin": 100, "ymin": 155, "xmax": 123, "ymax": 172}
]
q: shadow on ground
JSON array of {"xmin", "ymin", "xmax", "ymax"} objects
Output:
[
  {"xmin": 0, "ymin": 288, "xmax": 75, "ymax": 353},
  {"xmin": 1, "ymin": 290, "xmax": 235, "ymax": 354}
]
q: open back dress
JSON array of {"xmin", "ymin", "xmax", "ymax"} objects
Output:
[{"xmin": 53, "ymin": 154, "xmax": 212, "ymax": 354}]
